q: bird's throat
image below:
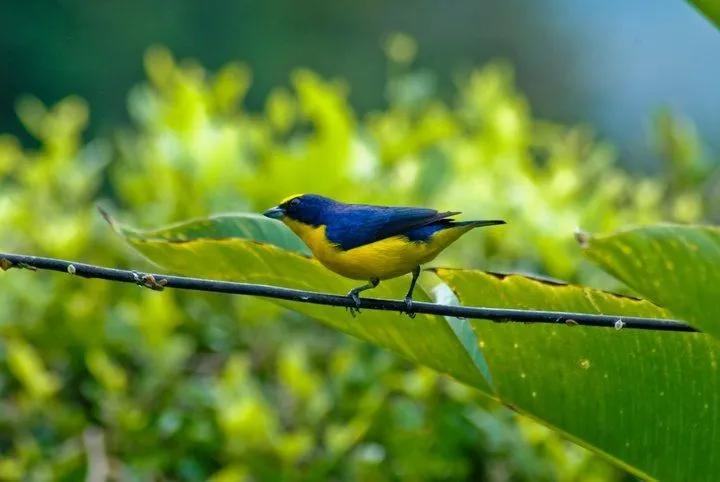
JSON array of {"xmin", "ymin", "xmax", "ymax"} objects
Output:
[{"xmin": 283, "ymin": 219, "xmax": 337, "ymax": 257}]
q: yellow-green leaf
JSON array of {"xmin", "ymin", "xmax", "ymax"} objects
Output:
[
  {"xmin": 104, "ymin": 212, "xmax": 492, "ymax": 392},
  {"xmin": 100, "ymin": 208, "xmax": 311, "ymax": 256},
  {"xmin": 582, "ymin": 224, "xmax": 720, "ymax": 339},
  {"xmin": 434, "ymin": 268, "xmax": 720, "ymax": 482}
]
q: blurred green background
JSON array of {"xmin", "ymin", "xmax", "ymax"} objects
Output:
[
  {"xmin": 1, "ymin": 1, "xmax": 719, "ymax": 480},
  {"xmin": 2, "ymin": 0, "xmax": 720, "ymax": 169}
]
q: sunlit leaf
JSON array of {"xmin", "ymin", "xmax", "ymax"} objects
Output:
[
  {"xmin": 103, "ymin": 212, "xmax": 492, "ymax": 392},
  {"xmin": 100, "ymin": 209, "xmax": 311, "ymax": 256},
  {"xmin": 582, "ymin": 224, "xmax": 720, "ymax": 339},
  {"xmin": 434, "ymin": 267, "xmax": 720, "ymax": 482},
  {"xmin": 104, "ymin": 209, "xmax": 720, "ymax": 480}
]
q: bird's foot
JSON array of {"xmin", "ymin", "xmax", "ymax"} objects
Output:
[
  {"xmin": 346, "ymin": 291, "xmax": 362, "ymax": 317},
  {"xmin": 401, "ymin": 296, "xmax": 416, "ymax": 318}
]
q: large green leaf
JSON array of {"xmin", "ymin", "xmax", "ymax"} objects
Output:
[
  {"xmin": 688, "ymin": 0, "xmax": 720, "ymax": 30},
  {"xmin": 107, "ymin": 212, "xmax": 720, "ymax": 480},
  {"xmin": 99, "ymin": 209, "xmax": 312, "ymax": 255},
  {"xmin": 103, "ymin": 211, "xmax": 492, "ymax": 391},
  {"xmin": 434, "ymin": 268, "xmax": 720, "ymax": 482},
  {"xmin": 582, "ymin": 224, "xmax": 720, "ymax": 339}
]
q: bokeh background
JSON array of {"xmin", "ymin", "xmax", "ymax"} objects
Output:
[
  {"xmin": 1, "ymin": 1, "xmax": 719, "ymax": 480},
  {"xmin": 3, "ymin": 0, "xmax": 720, "ymax": 170}
]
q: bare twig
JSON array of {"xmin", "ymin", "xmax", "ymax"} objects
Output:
[{"xmin": 0, "ymin": 252, "xmax": 697, "ymax": 333}]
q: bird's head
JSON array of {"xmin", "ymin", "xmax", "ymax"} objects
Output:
[{"xmin": 263, "ymin": 194, "xmax": 337, "ymax": 226}]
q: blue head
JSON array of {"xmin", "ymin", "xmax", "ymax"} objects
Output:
[{"xmin": 263, "ymin": 194, "xmax": 338, "ymax": 226}]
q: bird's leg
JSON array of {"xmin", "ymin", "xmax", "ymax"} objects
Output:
[
  {"xmin": 346, "ymin": 277, "xmax": 380, "ymax": 317},
  {"xmin": 402, "ymin": 266, "xmax": 421, "ymax": 318}
]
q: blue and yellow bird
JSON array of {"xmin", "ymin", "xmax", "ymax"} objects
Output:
[{"xmin": 263, "ymin": 194, "xmax": 505, "ymax": 315}]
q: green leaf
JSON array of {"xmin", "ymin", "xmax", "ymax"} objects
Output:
[
  {"xmin": 99, "ymin": 208, "xmax": 312, "ymax": 255},
  {"xmin": 102, "ymin": 211, "xmax": 492, "ymax": 392},
  {"xmin": 434, "ymin": 267, "xmax": 720, "ymax": 482},
  {"xmin": 582, "ymin": 224, "xmax": 720, "ymax": 339},
  {"xmin": 688, "ymin": 0, "xmax": 720, "ymax": 30},
  {"xmin": 105, "ymin": 210, "xmax": 720, "ymax": 480}
]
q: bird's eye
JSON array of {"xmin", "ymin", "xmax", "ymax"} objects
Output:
[{"xmin": 289, "ymin": 198, "xmax": 301, "ymax": 208}]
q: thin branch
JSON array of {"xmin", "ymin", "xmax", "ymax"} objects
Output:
[{"xmin": 0, "ymin": 252, "xmax": 697, "ymax": 333}]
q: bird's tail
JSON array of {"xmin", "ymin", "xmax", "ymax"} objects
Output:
[{"xmin": 455, "ymin": 219, "xmax": 506, "ymax": 229}]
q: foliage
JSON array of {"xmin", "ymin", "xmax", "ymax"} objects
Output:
[
  {"xmin": 111, "ymin": 202, "xmax": 720, "ymax": 482},
  {"xmin": 435, "ymin": 267, "xmax": 720, "ymax": 482},
  {"xmin": 104, "ymin": 212, "xmax": 492, "ymax": 392},
  {"xmin": 0, "ymin": 38, "xmax": 716, "ymax": 480},
  {"xmin": 584, "ymin": 225, "xmax": 720, "ymax": 337}
]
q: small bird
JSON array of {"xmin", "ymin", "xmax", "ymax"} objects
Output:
[{"xmin": 263, "ymin": 194, "xmax": 505, "ymax": 316}]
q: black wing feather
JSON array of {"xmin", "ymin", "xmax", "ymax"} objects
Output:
[
  {"xmin": 373, "ymin": 208, "xmax": 460, "ymax": 241},
  {"xmin": 325, "ymin": 204, "xmax": 461, "ymax": 250}
]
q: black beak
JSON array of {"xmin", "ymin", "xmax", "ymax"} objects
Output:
[{"xmin": 263, "ymin": 206, "xmax": 285, "ymax": 219}]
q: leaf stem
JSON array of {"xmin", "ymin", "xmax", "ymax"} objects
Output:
[{"xmin": 0, "ymin": 252, "xmax": 697, "ymax": 333}]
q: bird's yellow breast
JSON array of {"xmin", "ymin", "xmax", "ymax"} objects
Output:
[{"xmin": 283, "ymin": 218, "xmax": 471, "ymax": 281}]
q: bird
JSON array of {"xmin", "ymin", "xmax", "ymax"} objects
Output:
[{"xmin": 263, "ymin": 194, "xmax": 505, "ymax": 316}]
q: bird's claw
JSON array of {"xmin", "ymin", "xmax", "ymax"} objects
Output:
[
  {"xmin": 346, "ymin": 291, "xmax": 362, "ymax": 317},
  {"xmin": 402, "ymin": 296, "xmax": 416, "ymax": 318}
]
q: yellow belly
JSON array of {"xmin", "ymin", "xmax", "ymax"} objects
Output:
[{"xmin": 283, "ymin": 219, "xmax": 470, "ymax": 280}]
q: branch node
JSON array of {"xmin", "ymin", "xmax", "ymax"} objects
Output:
[
  {"xmin": 565, "ymin": 319, "xmax": 578, "ymax": 327},
  {"xmin": 67, "ymin": 264, "xmax": 77, "ymax": 275},
  {"xmin": 574, "ymin": 228, "xmax": 590, "ymax": 249},
  {"xmin": 0, "ymin": 258, "xmax": 13, "ymax": 271},
  {"xmin": 140, "ymin": 273, "xmax": 168, "ymax": 291},
  {"xmin": 1, "ymin": 258, "xmax": 38, "ymax": 271}
]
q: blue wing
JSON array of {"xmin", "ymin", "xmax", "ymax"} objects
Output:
[{"xmin": 324, "ymin": 204, "xmax": 460, "ymax": 250}]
